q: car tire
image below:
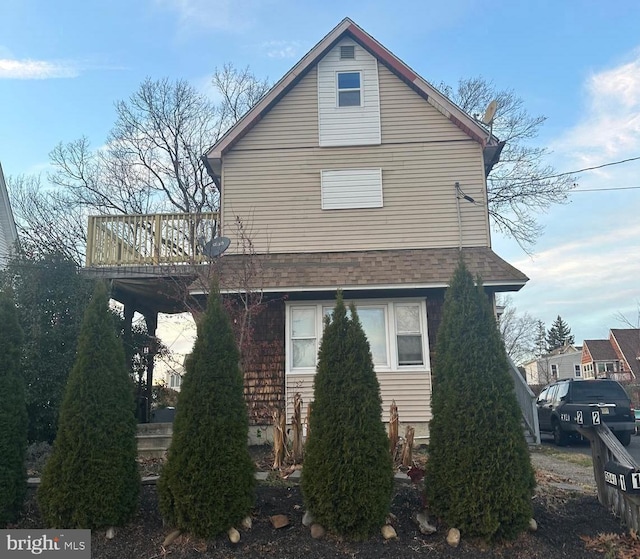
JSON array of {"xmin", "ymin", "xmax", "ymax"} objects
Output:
[
  {"xmin": 617, "ymin": 431, "xmax": 632, "ymax": 447},
  {"xmin": 553, "ymin": 421, "xmax": 569, "ymax": 446}
]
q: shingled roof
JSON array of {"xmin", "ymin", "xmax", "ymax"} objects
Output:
[
  {"xmin": 192, "ymin": 247, "xmax": 528, "ymax": 294},
  {"xmin": 611, "ymin": 329, "xmax": 640, "ymax": 378},
  {"xmin": 583, "ymin": 339, "xmax": 619, "ymax": 362}
]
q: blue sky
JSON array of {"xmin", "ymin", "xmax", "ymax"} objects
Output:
[{"xmin": 1, "ymin": 0, "xmax": 640, "ymax": 352}]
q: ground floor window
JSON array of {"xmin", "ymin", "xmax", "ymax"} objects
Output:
[{"xmin": 286, "ymin": 299, "xmax": 429, "ymax": 373}]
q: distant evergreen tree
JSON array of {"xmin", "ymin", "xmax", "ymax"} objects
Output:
[
  {"xmin": 546, "ymin": 315, "xmax": 574, "ymax": 351},
  {"xmin": 37, "ymin": 282, "xmax": 139, "ymax": 528},
  {"xmin": 424, "ymin": 261, "xmax": 535, "ymax": 541},
  {"xmin": 0, "ymin": 290, "xmax": 27, "ymax": 526},
  {"xmin": 158, "ymin": 283, "xmax": 255, "ymax": 538},
  {"xmin": 532, "ymin": 319, "xmax": 547, "ymax": 357},
  {"xmin": 301, "ymin": 293, "xmax": 393, "ymax": 540}
]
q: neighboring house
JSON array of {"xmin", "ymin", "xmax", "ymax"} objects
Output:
[
  {"xmin": 84, "ymin": 18, "xmax": 528, "ymax": 436},
  {"xmin": 522, "ymin": 345, "xmax": 582, "ymax": 385},
  {"xmin": 582, "ymin": 329, "xmax": 639, "ymax": 382},
  {"xmin": 0, "ymin": 162, "xmax": 18, "ymax": 268}
]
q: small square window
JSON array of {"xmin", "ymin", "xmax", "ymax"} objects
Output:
[{"xmin": 337, "ymin": 71, "xmax": 361, "ymax": 107}]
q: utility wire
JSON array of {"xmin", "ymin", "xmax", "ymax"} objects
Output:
[
  {"xmin": 572, "ymin": 185, "xmax": 640, "ymax": 192},
  {"xmin": 546, "ymin": 155, "xmax": 640, "ymax": 179}
]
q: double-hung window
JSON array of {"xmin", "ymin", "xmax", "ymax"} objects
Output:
[
  {"xmin": 291, "ymin": 307, "xmax": 318, "ymax": 368},
  {"xmin": 287, "ymin": 300, "xmax": 428, "ymax": 373},
  {"xmin": 395, "ymin": 305, "xmax": 424, "ymax": 366},
  {"xmin": 337, "ymin": 71, "xmax": 361, "ymax": 107}
]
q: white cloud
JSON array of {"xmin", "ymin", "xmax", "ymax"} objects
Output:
[
  {"xmin": 154, "ymin": 0, "xmax": 268, "ymax": 32},
  {"xmin": 552, "ymin": 50, "xmax": 640, "ymax": 165},
  {"xmin": 0, "ymin": 58, "xmax": 79, "ymax": 79},
  {"xmin": 261, "ymin": 40, "xmax": 301, "ymax": 59}
]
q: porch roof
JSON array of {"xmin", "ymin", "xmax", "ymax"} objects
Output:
[{"xmin": 193, "ymin": 246, "xmax": 528, "ymax": 295}]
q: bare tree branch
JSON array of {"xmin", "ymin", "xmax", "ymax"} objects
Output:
[{"xmin": 441, "ymin": 77, "xmax": 575, "ymax": 250}]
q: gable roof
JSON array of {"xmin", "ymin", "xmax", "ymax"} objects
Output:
[
  {"xmin": 583, "ymin": 339, "xmax": 619, "ymax": 361},
  {"xmin": 611, "ymin": 328, "xmax": 640, "ymax": 377},
  {"xmin": 204, "ymin": 17, "xmax": 502, "ymax": 177}
]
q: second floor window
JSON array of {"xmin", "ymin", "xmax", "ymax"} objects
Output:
[{"xmin": 337, "ymin": 71, "xmax": 361, "ymax": 107}]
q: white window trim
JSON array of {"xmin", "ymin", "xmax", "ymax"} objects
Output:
[
  {"xmin": 574, "ymin": 364, "xmax": 582, "ymax": 378},
  {"xmin": 336, "ymin": 70, "xmax": 363, "ymax": 108},
  {"xmin": 285, "ymin": 299, "xmax": 430, "ymax": 375}
]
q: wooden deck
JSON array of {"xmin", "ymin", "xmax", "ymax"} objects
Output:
[{"xmin": 86, "ymin": 211, "xmax": 219, "ymax": 267}]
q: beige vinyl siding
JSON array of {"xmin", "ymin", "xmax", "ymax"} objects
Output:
[
  {"xmin": 233, "ymin": 67, "xmax": 319, "ymax": 151},
  {"xmin": 224, "ymin": 59, "xmax": 490, "ymax": 254},
  {"xmin": 286, "ymin": 371, "xmax": 431, "ymax": 424},
  {"xmin": 318, "ymin": 39, "xmax": 381, "ymax": 146}
]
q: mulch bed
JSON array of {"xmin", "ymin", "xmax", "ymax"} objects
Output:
[{"xmin": 11, "ymin": 475, "xmax": 634, "ymax": 559}]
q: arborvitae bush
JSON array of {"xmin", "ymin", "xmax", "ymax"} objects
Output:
[
  {"xmin": 37, "ymin": 282, "xmax": 140, "ymax": 528},
  {"xmin": 0, "ymin": 290, "xmax": 27, "ymax": 526},
  {"xmin": 424, "ymin": 261, "xmax": 535, "ymax": 541},
  {"xmin": 158, "ymin": 284, "xmax": 255, "ymax": 538},
  {"xmin": 301, "ymin": 293, "xmax": 393, "ymax": 539}
]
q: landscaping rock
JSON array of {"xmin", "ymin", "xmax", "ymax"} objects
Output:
[
  {"xmin": 105, "ymin": 527, "xmax": 115, "ymax": 540},
  {"xmin": 415, "ymin": 511, "xmax": 437, "ymax": 534},
  {"xmin": 302, "ymin": 510, "xmax": 314, "ymax": 527},
  {"xmin": 446, "ymin": 528, "xmax": 460, "ymax": 548},
  {"xmin": 270, "ymin": 514, "xmax": 290, "ymax": 529},
  {"xmin": 381, "ymin": 524, "xmax": 397, "ymax": 540},
  {"xmin": 529, "ymin": 518, "xmax": 538, "ymax": 532},
  {"xmin": 227, "ymin": 527, "xmax": 240, "ymax": 544},
  {"xmin": 241, "ymin": 516, "xmax": 252, "ymax": 530},
  {"xmin": 162, "ymin": 529, "xmax": 181, "ymax": 547},
  {"xmin": 310, "ymin": 523, "xmax": 325, "ymax": 539}
]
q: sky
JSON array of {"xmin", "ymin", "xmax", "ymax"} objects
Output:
[{"xmin": 1, "ymin": 0, "xmax": 640, "ymax": 358}]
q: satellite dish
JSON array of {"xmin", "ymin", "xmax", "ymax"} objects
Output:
[
  {"xmin": 482, "ymin": 99, "xmax": 498, "ymax": 125},
  {"xmin": 203, "ymin": 236, "xmax": 230, "ymax": 258}
]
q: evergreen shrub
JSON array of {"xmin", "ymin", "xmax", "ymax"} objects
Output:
[
  {"xmin": 158, "ymin": 284, "xmax": 255, "ymax": 538},
  {"xmin": 424, "ymin": 261, "xmax": 535, "ymax": 540},
  {"xmin": 301, "ymin": 293, "xmax": 393, "ymax": 539},
  {"xmin": 37, "ymin": 282, "xmax": 140, "ymax": 528},
  {"xmin": 0, "ymin": 290, "xmax": 27, "ymax": 526}
]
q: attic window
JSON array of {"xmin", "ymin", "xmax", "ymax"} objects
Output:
[
  {"xmin": 340, "ymin": 45, "xmax": 355, "ymax": 59},
  {"xmin": 337, "ymin": 71, "xmax": 361, "ymax": 107}
]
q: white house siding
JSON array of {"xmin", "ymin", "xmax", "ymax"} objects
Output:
[
  {"xmin": 317, "ymin": 39, "xmax": 381, "ymax": 146},
  {"xmin": 222, "ymin": 65, "xmax": 489, "ymax": 254},
  {"xmin": 285, "ymin": 371, "xmax": 431, "ymax": 425}
]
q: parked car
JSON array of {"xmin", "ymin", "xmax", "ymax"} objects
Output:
[
  {"xmin": 536, "ymin": 378, "xmax": 635, "ymax": 446},
  {"xmin": 635, "ymin": 409, "xmax": 640, "ymax": 435}
]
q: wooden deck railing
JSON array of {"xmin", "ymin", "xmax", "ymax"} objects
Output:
[{"xmin": 86, "ymin": 212, "xmax": 219, "ymax": 267}]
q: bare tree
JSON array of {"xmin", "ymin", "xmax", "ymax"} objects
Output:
[
  {"xmin": 497, "ymin": 295, "xmax": 539, "ymax": 366},
  {"xmin": 9, "ymin": 66, "xmax": 270, "ymax": 265},
  {"xmin": 8, "ymin": 174, "xmax": 87, "ymax": 265},
  {"xmin": 440, "ymin": 77, "xmax": 575, "ymax": 249}
]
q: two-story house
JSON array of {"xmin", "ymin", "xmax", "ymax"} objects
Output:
[
  {"xmin": 85, "ymin": 18, "xmax": 529, "ymax": 438},
  {"xmin": 199, "ymin": 18, "xmax": 528, "ymax": 436},
  {"xmin": 582, "ymin": 329, "xmax": 639, "ymax": 381},
  {"xmin": 522, "ymin": 344, "xmax": 582, "ymax": 386}
]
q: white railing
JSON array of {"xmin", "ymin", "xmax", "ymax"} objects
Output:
[
  {"xmin": 86, "ymin": 212, "xmax": 218, "ymax": 267},
  {"xmin": 507, "ymin": 355, "xmax": 541, "ymax": 444}
]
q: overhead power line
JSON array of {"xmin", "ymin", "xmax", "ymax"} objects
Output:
[{"xmin": 547, "ymin": 155, "xmax": 640, "ymax": 179}]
